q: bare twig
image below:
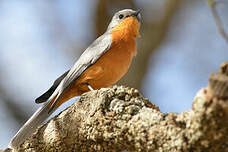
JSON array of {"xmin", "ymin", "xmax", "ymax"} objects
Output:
[
  {"xmin": 0, "ymin": 86, "xmax": 29, "ymax": 125},
  {"xmin": 207, "ymin": 0, "xmax": 228, "ymax": 45}
]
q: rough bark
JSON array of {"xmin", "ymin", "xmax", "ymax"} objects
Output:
[{"xmin": 3, "ymin": 63, "xmax": 228, "ymax": 152}]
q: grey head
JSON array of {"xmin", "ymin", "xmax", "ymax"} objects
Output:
[{"xmin": 107, "ymin": 9, "xmax": 142, "ymax": 31}]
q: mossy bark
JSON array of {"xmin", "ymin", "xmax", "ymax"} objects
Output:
[{"xmin": 3, "ymin": 63, "xmax": 228, "ymax": 152}]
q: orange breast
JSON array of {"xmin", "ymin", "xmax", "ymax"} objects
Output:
[{"xmin": 86, "ymin": 35, "xmax": 136, "ymax": 89}]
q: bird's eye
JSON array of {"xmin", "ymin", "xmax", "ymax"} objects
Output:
[{"xmin": 119, "ymin": 14, "xmax": 124, "ymax": 19}]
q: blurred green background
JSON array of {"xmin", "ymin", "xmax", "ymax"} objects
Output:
[{"xmin": 0, "ymin": 0, "xmax": 227, "ymax": 148}]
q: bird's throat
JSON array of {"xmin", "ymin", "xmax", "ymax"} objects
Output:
[{"xmin": 112, "ymin": 17, "xmax": 140, "ymax": 38}]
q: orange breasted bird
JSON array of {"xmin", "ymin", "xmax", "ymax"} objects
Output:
[{"xmin": 9, "ymin": 9, "xmax": 141, "ymax": 149}]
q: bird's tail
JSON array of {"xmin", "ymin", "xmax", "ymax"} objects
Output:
[{"xmin": 9, "ymin": 101, "xmax": 55, "ymax": 149}]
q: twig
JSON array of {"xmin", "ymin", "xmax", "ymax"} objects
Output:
[{"xmin": 207, "ymin": 0, "xmax": 228, "ymax": 45}]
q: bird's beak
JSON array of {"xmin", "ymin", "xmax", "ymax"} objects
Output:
[{"xmin": 130, "ymin": 9, "xmax": 142, "ymax": 22}]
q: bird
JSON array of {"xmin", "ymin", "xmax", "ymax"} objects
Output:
[{"xmin": 9, "ymin": 8, "xmax": 141, "ymax": 149}]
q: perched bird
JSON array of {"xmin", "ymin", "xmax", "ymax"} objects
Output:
[{"xmin": 9, "ymin": 8, "xmax": 141, "ymax": 149}]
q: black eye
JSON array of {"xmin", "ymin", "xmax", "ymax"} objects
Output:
[{"xmin": 119, "ymin": 14, "xmax": 124, "ymax": 19}]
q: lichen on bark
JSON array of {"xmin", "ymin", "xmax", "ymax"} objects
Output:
[{"xmin": 3, "ymin": 63, "xmax": 228, "ymax": 152}]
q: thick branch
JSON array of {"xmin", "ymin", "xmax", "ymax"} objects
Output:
[{"xmin": 3, "ymin": 63, "xmax": 228, "ymax": 152}]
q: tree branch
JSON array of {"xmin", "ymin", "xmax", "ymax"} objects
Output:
[
  {"xmin": 3, "ymin": 63, "xmax": 228, "ymax": 152},
  {"xmin": 207, "ymin": 0, "xmax": 228, "ymax": 45},
  {"xmin": 0, "ymin": 86, "xmax": 29, "ymax": 126}
]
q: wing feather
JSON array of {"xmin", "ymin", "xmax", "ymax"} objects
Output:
[
  {"xmin": 48, "ymin": 32, "xmax": 112, "ymax": 112},
  {"xmin": 35, "ymin": 70, "xmax": 70, "ymax": 103}
]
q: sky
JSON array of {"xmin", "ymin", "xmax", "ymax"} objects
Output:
[{"xmin": 142, "ymin": 0, "xmax": 228, "ymax": 112}]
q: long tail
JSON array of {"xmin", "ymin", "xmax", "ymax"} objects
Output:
[{"xmin": 9, "ymin": 101, "xmax": 55, "ymax": 149}]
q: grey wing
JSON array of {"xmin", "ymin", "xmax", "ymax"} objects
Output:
[
  {"xmin": 48, "ymin": 32, "xmax": 112, "ymax": 112},
  {"xmin": 35, "ymin": 70, "xmax": 70, "ymax": 103}
]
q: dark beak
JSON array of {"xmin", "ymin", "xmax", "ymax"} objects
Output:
[{"xmin": 130, "ymin": 9, "xmax": 142, "ymax": 22}]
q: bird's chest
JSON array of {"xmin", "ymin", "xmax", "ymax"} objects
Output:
[
  {"xmin": 84, "ymin": 38, "xmax": 136, "ymax": 88},
  {"xmin": 102, "ymin": 42, "xmax": 134, "ymax": 73}
]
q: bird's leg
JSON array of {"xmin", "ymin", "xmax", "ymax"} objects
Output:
[
  {"xmin": 84, "ymin": 82, "xmax": 94, "ymax": 91},
  {"xmin": 87, "ymin": 84, "xmax": 94, "ymax": 91}
]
